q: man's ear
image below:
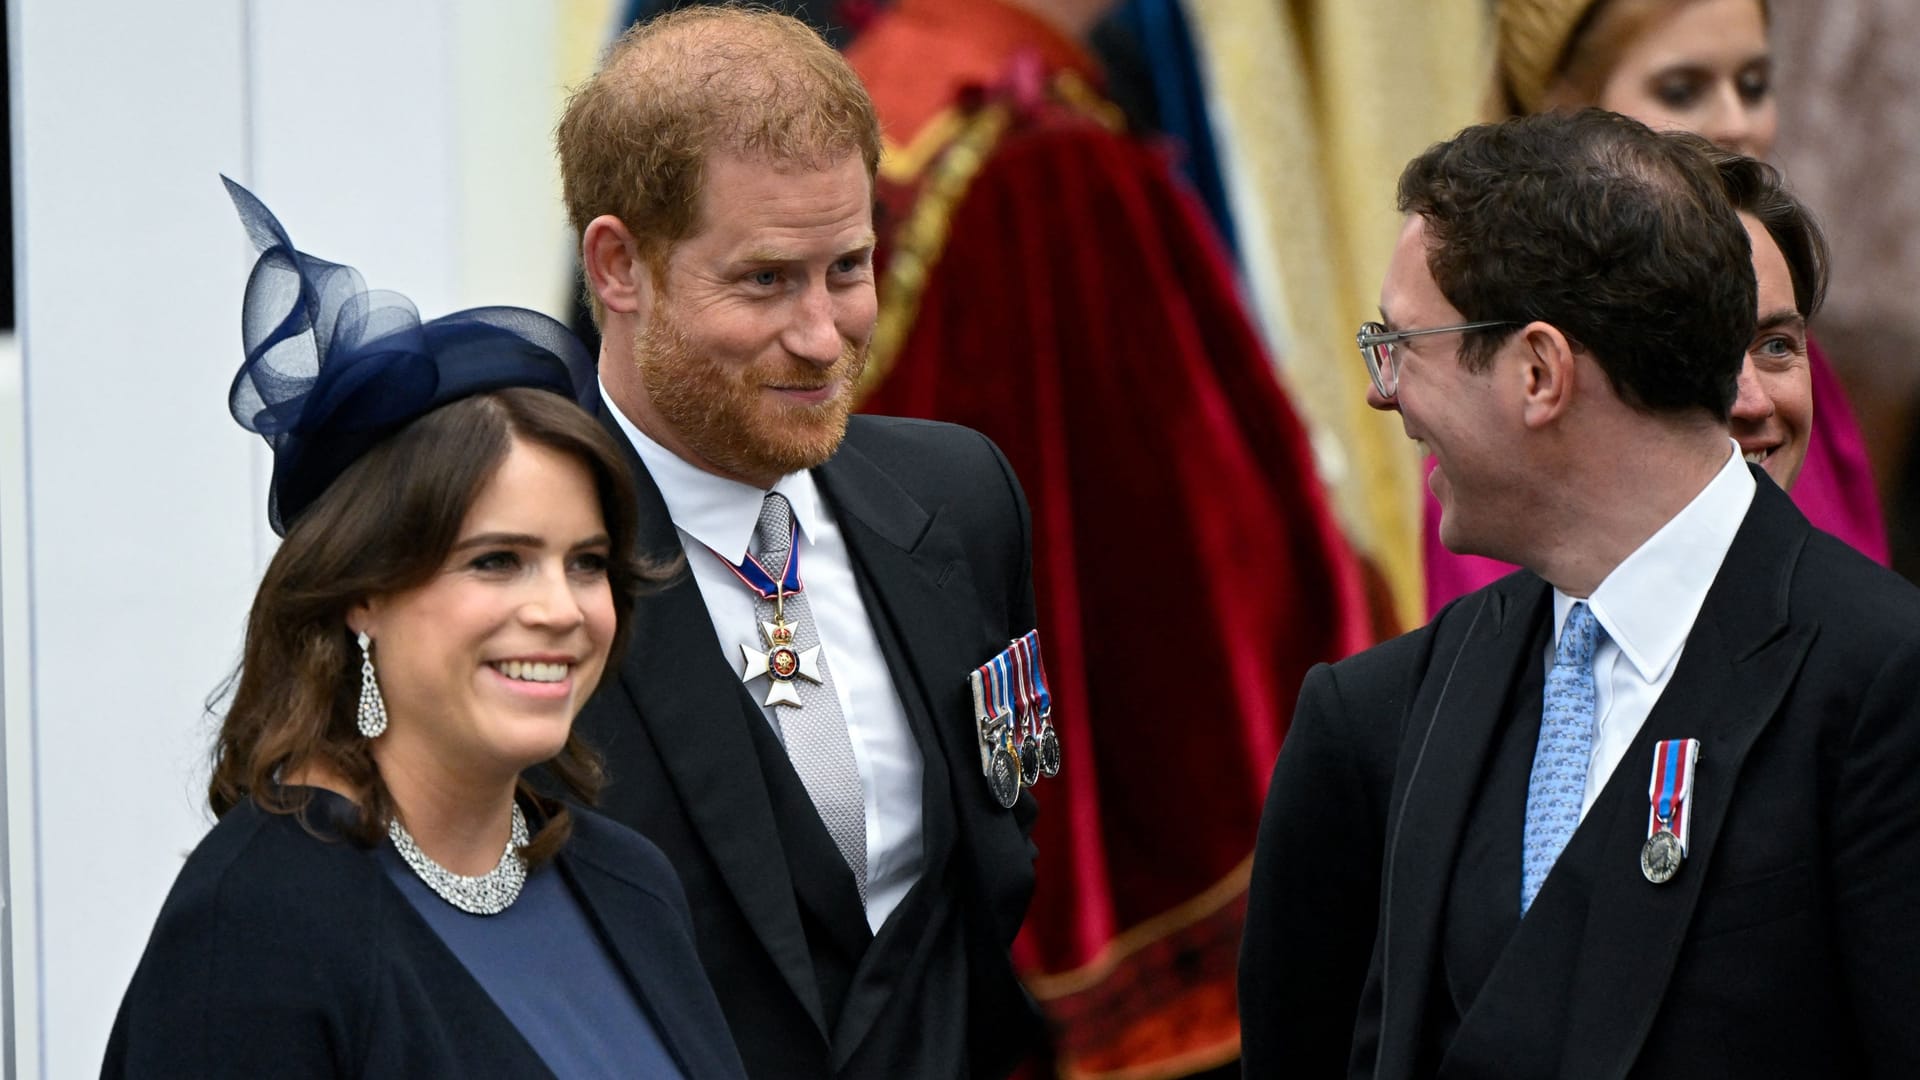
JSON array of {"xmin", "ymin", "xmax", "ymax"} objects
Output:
[
  {"xmin": 582, "ymin": 215, "xmax": 650, "ymax": 317},
  {"xmin": 1518, "ymin": 321, "xmax": 1578, "ymax": 429}
]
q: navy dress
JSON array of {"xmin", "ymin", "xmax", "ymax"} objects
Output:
[{"xmin": 381, "ymin": 843, "xmax": 684, "ymax": 1077}]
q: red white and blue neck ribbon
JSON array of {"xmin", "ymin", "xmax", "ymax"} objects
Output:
[
  {"xmin": 1646, "ymin": 738, "xmax": 1701, "ymax": 853},
  {"xmin": 716, "ymin": 517, "xmax": 803, "ymax": 600}
]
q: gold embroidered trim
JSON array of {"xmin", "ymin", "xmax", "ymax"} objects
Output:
[
  {"xmin": 859, "ymin": 71, "xmax": 1127, "ymax": 403},
  {"xmin": 858, "ymin": 101, "xmax": 1013, "ymax": 401},
  {"xmin": 1052, "ymin": 69, "xmax": 1126, "ymax": 133},
  {"xmin": 1023, "ymin": 854, "xmax": 1253, "ymax": 999},
  {"xmin": 1065, "ymin": 1037, "xmax": 1243, "ymax": 1080},
  {"xmin": 877, "ymin": 109, "xmax": 968, "ymax": 186}
]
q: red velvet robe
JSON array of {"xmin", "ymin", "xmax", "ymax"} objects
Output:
[{"xmin": 849, "ymin": 3, "xmax": 1372, "ymax": 1073}]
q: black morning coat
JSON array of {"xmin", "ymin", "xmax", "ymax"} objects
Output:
[
  {"xmin": 1241, "ymin": 471, "xmax": 1920, "ymax": 1079},
  {"xmin": 573, "ymin": 409, "xmax": 1047, "ymax": 1079}
]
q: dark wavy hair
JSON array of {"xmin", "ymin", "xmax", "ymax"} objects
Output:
[
  {"xmin": 209, "ymin": 388, "xmax": 669, "ymax": 864},
  {"xmin": 1397, "ymin": 108, "xmax": 1756, "ymax": 420},
  {"xmin": 1704, "ymin": 142, "xmax": 1828, "ymax": 321}
]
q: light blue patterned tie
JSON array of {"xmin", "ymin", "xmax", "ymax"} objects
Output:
[{"xmin": 1520, "ymin": 601, "xmax": 1602, "ymax": 915}]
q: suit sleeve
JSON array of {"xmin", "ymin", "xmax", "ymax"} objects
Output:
[
  {"xmin": 1833, "ymin": 632, "xmax": 1920, "ymax": 1075},
  {"xmin": 1240, "ymin": 661, "xmax": 1394, "ymax": 1079}
]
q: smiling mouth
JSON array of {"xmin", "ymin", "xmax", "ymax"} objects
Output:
[
  {"xmin": 489, "ymin": 660, "xmax": 571, "ymax": 684},
  {"xmin": 1742, "ymin": 447, "xmax": 1775, "ymax": 465}
]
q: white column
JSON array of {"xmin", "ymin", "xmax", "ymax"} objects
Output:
[
  {"xmin": 2, "ymin": 0, "xmax": 592, "ymax": 1073},
  {"xmin": 11, "ymin": 2, "xmax": 254, "ymax": 1075}
]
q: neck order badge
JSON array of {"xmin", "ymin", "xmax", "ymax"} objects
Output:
[
  {"xmin": 969, "ymin": 632, "xmax": 1061, "ymax": 809},
  {"xmin": 721, "ymin": 515, "xmax": 824, "ymax": 708}
]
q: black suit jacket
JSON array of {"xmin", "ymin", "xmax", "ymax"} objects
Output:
[
  {"xmin": 575, "ymin": 410, "xmax": 1044, "ymax": 1079},
  {"xmin": 1242, "ymin": 474, "xmax": 1920, "ymax": 1079},
  {"xmin": 104, "ymin": 793, "xmax": 746, "ymax": 1079}
]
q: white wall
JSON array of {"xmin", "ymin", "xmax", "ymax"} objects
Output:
[
  {"xmin": 6, "ymin": 1, "xmax": 581, "ymax": 1073},
  {"xmin": 13, "ymin": 6, "xmax": 254, "ymax": 1075}
]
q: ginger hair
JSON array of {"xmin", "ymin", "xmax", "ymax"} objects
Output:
[{"xmin": 556, "ymin": 6, "xmax": 882, "ymax": 324}]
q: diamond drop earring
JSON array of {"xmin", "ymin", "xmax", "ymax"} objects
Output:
[{"xmin": 356, "ymin": 631, "xmax": 389, "ymax": 739}]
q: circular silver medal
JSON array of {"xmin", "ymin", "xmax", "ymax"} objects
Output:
[
  {"xmin": 988, "ymin": 744, "xmax": 1022, "ymax": 809},
  {"xmin": 1019, "ymin": 733, "xmax": 1041, "ymax": 787},
  {"xmin": 1038, "ymin": 726, "xmax": 1062, "ymax": 777},
  {"xmin": 1640, "ymin": 829, "xmax": 1684, "ymax": 884}
]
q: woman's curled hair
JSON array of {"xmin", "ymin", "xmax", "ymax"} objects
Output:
[{"xmin": 208, "ymin": 388, "xmax": 670, "ymax": 865}]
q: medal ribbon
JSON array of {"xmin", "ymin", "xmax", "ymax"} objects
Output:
[
  {"xmin": 973, "ymin": 651, "xmax": 1012, "ymax": 747},
  {"xmin": 972, "ymin": 634, "xmax": 1053, "ymax": 763},
  {"xmin": 714, "ymin": 517, "xmax": 803, "ymax": 601},
  {"xmin": 992, "ymin": 650, "xmax": 1020, "ymax": 749},
  {"xmin": 1645, "ymin": 738, "xmax": 1700, "ymax": 852},
  {"xmin": 1009, "ymin": 636, "xmax": 1036, "ymax": 741},
  {"xmin": 1021, "ymin": 630, "xmax": 1053, "ymax": 718}
]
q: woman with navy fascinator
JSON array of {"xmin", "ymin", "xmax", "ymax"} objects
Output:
[{"xmin": 102, "ymin": 179, "xmax": 745, "ymax": 1079}]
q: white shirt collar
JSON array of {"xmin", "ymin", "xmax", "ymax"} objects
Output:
[
  {"xmin": 599, "ymin": 377, "xmax": 823, "ymax": 563},
  {"xmin": 1552, "ymin": 441, "xmax": 1755, "ymax": 682}
]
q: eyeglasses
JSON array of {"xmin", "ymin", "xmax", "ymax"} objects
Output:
[{"xmin": 1356, "ymin": 320, "xmax": 1518, "ymax": 399}]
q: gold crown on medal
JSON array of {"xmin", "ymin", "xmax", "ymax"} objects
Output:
[{"xmin": 769, "ymin": 623, "xmax": 795, "ymax": 646}]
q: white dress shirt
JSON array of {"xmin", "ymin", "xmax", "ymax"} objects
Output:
[
  {"xmin": 1550, "ymin": 442, "xmax": 1755, "ymax": 819},
  {"xmin": 604, "ymin": 388, "xmax": 925, "ymax": 933}
]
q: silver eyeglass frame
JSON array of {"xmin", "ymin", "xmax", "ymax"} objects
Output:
[{"xmin": 1356, "ymin": 319, "xmax": 1519, "ymax": 398}]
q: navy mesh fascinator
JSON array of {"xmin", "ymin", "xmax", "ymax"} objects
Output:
[{"xmin": 222, "ymin": 176, "xmax": 597, "ymax": 535}]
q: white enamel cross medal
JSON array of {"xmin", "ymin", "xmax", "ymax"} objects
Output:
[{"xmin": 740, "ymin": 591, "xmax": 823, "ymax": 708}]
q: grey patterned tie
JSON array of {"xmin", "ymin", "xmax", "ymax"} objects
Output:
[{"xmin": 752, "ymin": 492, "xmax": 868, "ymax": 903}]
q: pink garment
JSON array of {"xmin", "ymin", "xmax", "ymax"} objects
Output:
[
  {"xmin": 1423, "ymin": 337, "xmax": 1890, "ymax": 617},
  {"xmin": 1795, "ymin": 339, "xmax": 1890, "ymax": 564}
]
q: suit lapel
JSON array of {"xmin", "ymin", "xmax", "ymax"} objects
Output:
[
  {"xmin": 558, "ymin": 832, "xmax": 733, "ymax": 1079},
  {"xmin": 1432, "ymin": 477, "xmax": 1816, "ymax": 1080},
  {"xmin": 811, "ymin": 434, "xmax": 1019, "ymax": 1067},
  {"xmin": 1374, "ymin": 577, "xmax": 1550, "ymax": 1080},
  {"xmin": 823, "ymin": 578, "xmax": 959, "ymax": 1070},
  {"xmin": 1555, "ymin": 478, "xmax": 1814, "ymax": 1080},
  {"xmin": 813, "ymin": 434, "xmax": 1026, "ymax": 893},
  {"xmin": 596, "ymin": 402, "xmax": 829, "ymax": 1037},
  {"xmin": 742, "ymin": 702, "xmax": 874, "ymax": 969}
]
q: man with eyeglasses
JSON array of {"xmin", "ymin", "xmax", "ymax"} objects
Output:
[{"xmin": 1239, "ymin": 108, "xmax": 1920, "ymax": 1079}]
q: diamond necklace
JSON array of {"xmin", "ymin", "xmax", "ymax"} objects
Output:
[{"xmin": 387, "ymin": 803, "xmax": 529, "ymax": 915}]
